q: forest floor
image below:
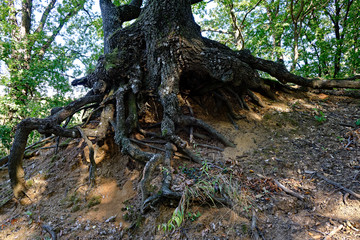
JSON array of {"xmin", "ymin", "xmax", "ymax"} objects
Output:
[{"xmin": 1, "ymin": 90, "xmax": 360, "ymax": 240}]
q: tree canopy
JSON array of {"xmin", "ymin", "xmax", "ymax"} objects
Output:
[
  {"xmin": 0, "ymin": 0, "xmax": 103, "ymax": 156},
  {"xmin": 193, "ymin": 0, "xmax": 359, "ymax": 77}
]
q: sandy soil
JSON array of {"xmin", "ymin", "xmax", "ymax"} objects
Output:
[{"xmin": 1, "ymin": 91, "xmax": 360, "ymax": 239}]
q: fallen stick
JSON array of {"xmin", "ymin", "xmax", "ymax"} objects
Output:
[
  {"xmin": 130, "ymin": 138, "xmax": 190, "ymax": 160},
  {"xmin": 274, "ymin": 179, "xmax": 305, "ymax": 200},
  {"xmin": 305, "ymin": 170, "xmax": 360, "ymax": 199},
  {"xmin": 251, "ymin": 209, "xmax": 260, "ymax": 240},
  {"xmin": 323, "ymin": 224, "xmax": 343, "ymax": 240},
  {"xmin": 194, "ymin": 143, "xmax": 224, "ymax": 152}
]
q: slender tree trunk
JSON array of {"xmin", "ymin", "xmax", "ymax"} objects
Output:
[{"xmin": 291, "ymin": 25, "xmax": 300, "ymax": 71}]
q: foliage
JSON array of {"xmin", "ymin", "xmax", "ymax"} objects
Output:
[
  {"xmin": 193, "ymin": 0, "xmax": 360, "ymax": 78},
  {"xmin": 159, "ymin": 161, "xmax": 253, "ymax": 233},
  {"xmin": 158, "ymin": 194, "xmax": 186, "ymax": 232},
  {"xmin": 356, "ymin": 119, "xmax": 360, "ymax": 126},
  {"xmin": 0, "ymin": 0, "xmax": 103, "ymax": 157},
  {"xmin": 314, "ymin": 108, "xmax": 327, "ymax": 123}
]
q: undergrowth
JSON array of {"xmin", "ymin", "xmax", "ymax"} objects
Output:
[{"xmin": 158, "ymin": 160, "xmax": 253, "ymax": 233}]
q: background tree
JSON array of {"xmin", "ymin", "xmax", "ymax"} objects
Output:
[
  {"xmin": 0, "ymin": 0, "xmax": 103, "ymax": 157},
  {"xmin": 193, "ymin": 0, "xmax": 359, "ymax": 77},
  {"xmin": 325, "ymin": 0, "xmax": 355, "ymax": 77}
]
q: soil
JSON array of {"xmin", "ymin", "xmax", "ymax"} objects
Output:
[{"xmin": 1, "ymin": 91, "xmax": 360, "ymax": 240}]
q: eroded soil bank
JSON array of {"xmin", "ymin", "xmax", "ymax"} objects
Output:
[{"xmin": 1, "ymin": 91, "xmax": 360, "ymax": 239}]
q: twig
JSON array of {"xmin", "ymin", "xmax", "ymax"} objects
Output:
[
  {"xmin": 323, "ymin": 224, "xmax": 343, "ymax": 240},
  {"xmin": 129, "ymin": 138, "xmax": 190, "ymax": 160},
  {"xmin": 251, "ymin": 209, "xmax": 260, "ymax": 240},
  {"xmin": 274, "ymin": 179, "xmax": 305, "ymax": 200},
  {"xmin": 38, "ymin": 145, "xmax": 57, "ymax": 150},
  {"xmin": 309, "ymin": 228, "xmax": 325, "ymax": 236},
  {"xmin": 305, "ymin": 170, "xmax": 360, "ymax": 199},
  {"xmin": 25, "ymin": 136, "xmax": 55, "ymax": 150},
  {"xmin": 343, "ymin": 192, "xmax": 349, "ymax": 205},
  {"xmin": 130, "ymin": 138, "xmax": 166, "ymax": 152},
  {"xmin": 339, "ymin": 123, "xmax": 355, "ymax": 128},
  {"xmin": 0, "ymin": 156, "xmax": 8, "ymax": 167},
  {"xmin": 346, "ymin": 221, "xmax": 360, "ymax": 232},
  {"xmin": 345, "ymin": 137, "xmax": 353, "ymax": 148},
  {"xmin": 137, "ymin": 139, "xmax": 167, "ymax": 144},
  {"xmin": 194, "ymin": 143, "xmax": 224, "ymax": 152}
]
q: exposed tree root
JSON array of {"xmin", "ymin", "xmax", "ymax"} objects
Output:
[
  {"xmin": 7, "ymin": 0, "xmax": 360, "ymax": 223},
  {"xmin": 8, "ymin": 94, "xmax": 103, "ymax": 198},
  {"xmin": 76, "ymin": 126, "xmax": 96, "ymax": 186}
]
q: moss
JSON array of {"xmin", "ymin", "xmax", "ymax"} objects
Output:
[
  {"xmin": 87, "ymin": 195, "xmax": 102, "ymax": 208},
  {"xmin": 104, "ymin": 48, "xmax": 121, "ymax": 70},
  {"xmin": 40, "ymin": 171, "xmax": 51, "ymax": 180},
  {"xmin": 59, "ymin": 138, "xmax": 72, "ymax": 147},
  {"xmin": 71, "ymin": 205, "xmax": 80, "ymax": 212},
  {"xmin": 61, "ymin": 191, "xmax": 81, "ymax": 209},
  {"xmin": 50, "ymin": 154, "xmax": 58, "ymax": 162},
  {"xmin": 26, "ymin": 179, "xmax": 34, "ymax": 188}
]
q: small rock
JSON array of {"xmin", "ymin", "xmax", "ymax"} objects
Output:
[{"xmin": 105, "ymin": 215, "xmax": 116, "ymax": 223}]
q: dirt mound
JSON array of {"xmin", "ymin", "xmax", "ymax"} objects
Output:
[{"xmin": 1, "ymin": 92, "xmax": 360, "ymax": 239}]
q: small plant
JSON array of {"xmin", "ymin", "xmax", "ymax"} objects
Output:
[
  {"xmin": 61, "ymin": 191, "xmax": 81, "ymax": 211},
  {"xmin": 59, "ymin": 138, "xmax": 72, "ymax": 147},
  {"xmin": 201, "ymin": 159, "xmax": 210, "ymax": 176},
  {"xmin": 71, "ymin": 205, "xmax": 81, "ymax": 212},
  {"xmin": 187, "ymin": 211, "xmax": 201, "ymax": 222},
  {"xmin": 158, "ymin": 194, "xmax": 186, "ymax": 232},
  {"xmin": 356, "ymin": 119, "xmax": 360, "ymax": 126},
  {"xmin": 25, "ymin": 210, "xmax": 34, "ymax": 224},
  {"xmin": 122, "ymin": 203, "xmax": 136, "ymax": 221},
  {"xmin": 50, "ymin": 154, "xmax": 59, "ymax": 163},
  {"xmin": 87, "ymin": 195, "xmax": 102, "ymax": 208},
  {"xmin": 337, "ymin": 136, "xmax": 345, "ymax": 142},
  {"xmin": 314, "ymin": 109, "xmax": 326, "ymax": 123},
  {"xmin": 26, "ymin": 179, "xmax": 34, "ymax": 188}
]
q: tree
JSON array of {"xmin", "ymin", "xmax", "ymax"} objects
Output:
[
  {"xmin": 193, "ymin": 0, "xmax": 359, "ymax": 77},
  {"xmin": 7, "ymin": 0, "xmax": 360, "ymax": 211},
  {"xmin": 0, "ymin": 0, "xmax": 102, "ymax": 156},
  {"xmin": 325, "ymin": 0, "xmax": 355, "ymax": 77}
]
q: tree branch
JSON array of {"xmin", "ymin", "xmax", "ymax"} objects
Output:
[
  {"xmin": 202, "ymin": 28, "xmax": 231, "ymax": 34},
  {"xmin": 237, "ymin": 50, "xmax": 360, "ymax": 89},
  {"xmin": 20, "ymin": 0, "xmax": 32, "ymax": 36},
  {"xmin": 240, "ymin": 0, "xmax": 262, "ymax": 27},
  {"xmin": 8, "ymin": 93, "xmax": 103, "ymax": 197},
  {"xmin": 34, "ymin": 0, "xmax": 57, "ymax": 34},
  {"xmin": 39, "ymin": 3, "xmax": 84, "ymax": 58}
]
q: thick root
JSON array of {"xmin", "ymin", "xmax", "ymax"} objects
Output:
[
  {"xmin": 8, "ymin": 93, "xmax": 103, "ymax": 198},
  {"xmin": 76, "ymin": 126, "xmax": 97, "ymax": 186}
]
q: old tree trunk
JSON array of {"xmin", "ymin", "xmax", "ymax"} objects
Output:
[{"xmin": 7, "ymin": 0, "xmax": 360, "ymax": 208}]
